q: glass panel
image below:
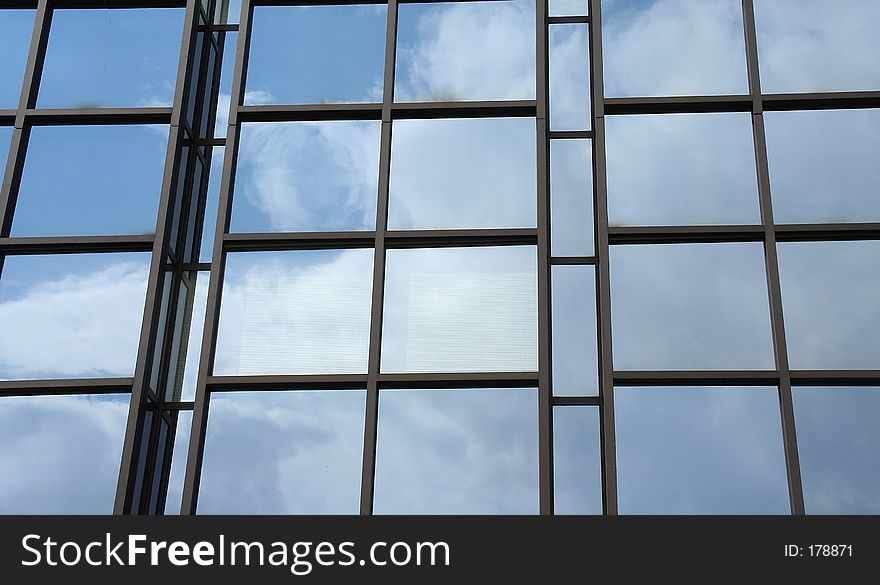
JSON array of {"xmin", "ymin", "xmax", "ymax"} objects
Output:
[
  {"xmin": 395, "ymin": 0, "xmax": 536, "ymax": 102},
  {"xmin": 755, "ymin": 0, "xmax": 880, "ymax": 94},
  {"xmin": 765, "ymin": 109, "xmax": 880, "ymax": 224},
  {"xmin": 602, "ymin": 0, "xmax": 749, "ymax": 97},
  {"xmin": 164, "ymin": 410, "xmax": 192, "ymax": 515},
  {"xmin": 198, "ymin": 390, "xmax": 365, "ymax": 514},
  {"xmin": 0, "ymin": 253, "xmax": 150, "ymax": 380},
  {"xmin": 12, "ymin": 124, "xmax": 169, "ymax": 237},
  {"xmin": 180, "ymin": 272, "xmax": 209, "ymax": 402},
  {"xmin": 0, "ymin": 9, "xmax": 34, "ymax": 108},
  {"xmin": 777, "ymin": 241, "xmax": 880, "ymax": 370},
  {"xmin": 374, "ymin": 388, "xmax": 538, "ymax": 514},
  {"xmin": 549, "ymin": 0, "xmax": 588, "ymax": 17},
  {"xmin": 610, "ymin": 243, "xmax": 775, "ymax": 370},
  {"xmin": 793, "ymin": 387, "xmax": 880, "ymax": 515},
  {"xmin": 232, "ymin": 121, "xmax": 380, "ymax": 232},
  {"xmin": 551, "ymin": 265, "xmax": 598, "ymax": 396},
  {"xmin": 0, "ymin": 393, "xmax": 130, "ymax": 514},
  {"xmin": 553, "ymin": 406, "xmax": 602, "ymax": 515},
  {"xmin": 382, "ymin": 246, "xmax": 538, "ymax": 373},
  {"xmin": 214, "ymin": 31, "xmax": 237, "ymax": 138},
  {"xmin": 216, "ymin": 0, "xmax": 243, "ymax": 26},
  {"xmin": 38, "ymin": 8, "xmax": 185, "ymax": 108},
  {"xmin": 615, "ymin": 386, "xmax": 790, "ymax": 514},
  {"xmin": 0, "ymin": 127, "xmax": 12, "ymax": 173},
  {"xmin": 215, "ymin": 249, "xmax": 374, "ymax": 375},
  {"xmin": 200, "ymin": 146, "xmax": 224, "ymax": 262},
  {"xmin": 549, "ymin": 24, "xmax": 590, "ymax": 131},
  {"xmin": 606, "ymin": 112, "xmax": 760, "ymax": 226},
  {"xmin": 550, "ymin": 139, "xmax": 593, "ymax": 256},
  {"xmin": 388, "ymin": 117, "xmax": 536, "ymax": 230},
  {"xmin": 246, "ymin": 5, "xmax": 387, "ymax": 105}
]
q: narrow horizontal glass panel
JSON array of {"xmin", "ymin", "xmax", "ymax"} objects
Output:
[
  {"xmin": 164, "ymin": 410, "xmax": 192, "ymax": 515},
  {"xmin": 0, "ymin": 393, "xmax": 129, "ymax": 514},
  {"xmin": 551, "ymin": 265, "xmax": 598, "ymax": 396},
  {"xmin": 615, "ymin": 386, "xmax": 790, "ymax": 514},
  {"xmin": 602, "ymin": 0, "xmax": 749, "ymax": 97},
  {"xmin": 395, "ymin": 0, "xmax": 536, "ymax": 102},
  {"xmin": 0, "ymin": 9, "xmax": 34, "ymax": 108},
  {"xmin": 764, "ymin": 109, "xmax": 880, "ymax": 224},
  {"xmin": 382, "ymin": 246, "xmax": 538, "ymax": 373},
  {"xmin": 246, "ymin": 5, "xmax": 387, "ymax": 105},
  {"xmin": 232, "ymin": 121, "xmax": 381, "ymax": 232},
  {"xmin": 0, "ymin": 253, "xmax": 150, "ymax": 380},
  {"xmin": 550, "ymin": 139, "xmax": 594, "ymax": 256},
  {"xmin": 553, "ymin": 406, "xmax": 602, "ymax": 515},
  {"xmin": 755, "ymin": 0, "xmax": 880, "ymax": 93},
  {"xmin": 199, "ymin": 390, "xmax": 365, "ymax": 514},
  {"xmin": 215, "ymin": 249, "xmax": 374, "ymax": 376},
  {"xmin": 606, "ymin": 112, "xmax": 760, "ymax": 226},
  {"xmin": 38, "ymin": 8, "xmax": 184, "ymax": 108},
  {"xmin": 777, "ymin": 241, "xmax": 880, "ymax": 370},
  {"xmin": 550, "ymin": 0, "xmax": 588, "ymax": 17},
  {"xmin": 793, "ymin": 387, "xmax": 880, "ymax": 515},
  {"xmin": 388, "ymin": 117, "xmax": 536, "ymax": 230},
  {"xmin": 610, "ymin": 243, "xmax": 775, "ymax": 370},
  {"xmin": 549, "ymin": 24, "xmax": 590, "ymax": 131},
  {"xmin": 12, "ymin": 124, "xmax": 169, "ymax": 237},
  {"xmin": 213, "ymin": 31, "xmax": 237, "ymax": 138},
  {"xmin": 374, "ymin": 388, "xmax": 538, "ymax": 514}
]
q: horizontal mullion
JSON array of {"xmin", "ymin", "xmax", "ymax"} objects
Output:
[
  {"xmin": 762, "ymin": 91, "xmax": 880, "ymax": 112},
  {"xmin": 23, "ymin": 108, "xmax": 173, "ymax": 126},
  {"xmin": 237, "ymin": 104, "xmax": 383, "ymax": 123},
  {"xmin": 553, "ymin": 396, "xmax": 601, "ymax": 406},
  {"xmin": 604, "ymin": 95, "xmax": 752, "ymax": 115},
  {"xmin": 50, "ymin": 0, "xmax": 185, "ymax": 8},
  {"xmin": 549, "ymin": 130, "xmax": 593, "ymax": 139},
  {"xmin": 548, "ymin": 16, "xmax": 590, "ymax": 25},
  {"xmin": 774, "ymin": 223, "xmax": 880, "ymax": 242},
  {"xmin": 161, "ymin": 401, "xmax": 194, "ymax": 410},
  {"xmin": 0, "ymin": 377, "xmax": 133, "ymax": 398},
  {"xmin": 0, "ymin": 234, "xmax": 154, "ymax": 255},
  {"xmin": 211, "ymin": 23, "xmax": 239, "ymax": 32},
  {"xmin": 550, "ymin": 256, "xmax": 597, "ymax": 265},
  {"xmin": 236, "ymin": 101, "xmax": 538, "ymax": 122},
  {"xmin": 386, "ymin": 228, "xmax": 538, "ymax": 248},
  {"xmin": 0, "ymin": 111, "xmax": 15, "ymax": 125},
  {"xmin": 790, "ymin": 370, "xmax": 880, "ymax": 386},
  {"xmin": 223, "ymin": 231, "xmax": 376, "ymax": 251},
  {"xmin": 613, "ymin": 370, "xmax": 780, "ymax": 387},
  {"xmin": 207, "ymin": 374, "xmax": 368, "ymax": 392},
  {"xmin": 392, "ymin": 100, "xmax": 537, "ymax": 119},
  {"xmin": 378, "ymin": 371, "xmax": 540, "ymax": 389},
  {"xmin": 253, "ymin": 0, "xmax": 387, "ymax": 6},
  {"xmin": 608, "ymin": 225, "xmax": 764, "ymax": 244}
]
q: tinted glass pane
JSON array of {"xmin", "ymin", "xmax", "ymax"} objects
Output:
[
  {"xmin": 765, "ymin": 109, "xmax": 880, "ymax": 224},
  {"xmin": 0, "ymin": 9, "xmax": 33, "ymax": 108},
  {"xmin": 216, "ymin": 0, "xmax": 242, "ymax": 25},
  {"xmin": 12, "ymin": 125, "xmax": 168, "ymax": 237},
  {"xmin": 199, "ymin": 390, "xmax": 365, "ymax": 514},
  {"xmin": 552, "ymin": 265, "xmax": 598, "ymax": 396},
  {"xmin": 610, "ymin": 243, "xmax": 775, "ymax": 370},
  {"xmin": 553, "ymin": 406, "xmax": 602, "ymax": 515},
  {"xmin": 615, "ymin": 386, "xmax": 790, "ymax": 514},
  {"xmin": 550, "ymin": 139, "xmax": 593, "ymax": 256},
  {"xmin": 602, "ymin": 0, "xmax": 749, "ymax": 97},
  {"xmin": 0, "ymin": 253, "xmax": 150, "ymax": 380},
  {"xmin": 215, "ymin": 249, "xmax": 373, "ymax": 375},
  {"xmin": 0, "ymin": 126, "xmax": 12, "ymax": 173},
  {"xmin": 777, "ymin": 241, "xmax": 880, "ymax": 370},
  {"xmin": 213, "ymin": 31, "xmax": 237, "ymax": 137},
  {"xmin": 549, "ymin": 24, "xmax": 590, "ymax": 131},
  {"xmin": 755, "ymin": 0, "xmax": 880, "ymax": 94},
  {"xmin": 200, "ymin": 146, "xmax": 224, "ymax": 262},
  {"xmin": 180, "ymin": 272, "xmax": 209, "ymax": 402},
  {"xmin": 164, "ymin": 410, "xmax": 192, "ymax": 515},
  {"xmin": 374, "ymin": 388, "xmax": 538, "ymax": 514},
  {"xmin": 246, "ymin": 5, "xmax": 386, "ymax": 105},
  {"xmin": 232, "ymin": 121, "xmax": 380, "ymax": 232},
  {"xmin": 793, "ymin": 387, "xmax": 880, "ymax": 515},
  {"xmin": 550, "ymin": 0, "xmax": 588, "ymax": 17},
  {"xmin": 0, "ymin": 393, "xmax": 129, "ymax": 514},
  {"xmin": 388, "ymin": 117, "xmax": 536, "ymax": 230},
  {"xmin": 382, "ymin": 246, "xmax": 538, "ymax": 373},
  {"xmin": 395, "ymin": 0, "xmax": 535, "ymax": 102},
  {"xmin": 606, "ymin": 112, "xmax": 760, "ymax": 226},
  {"xmin": 38, "ymin": 8, "xmax": 184, "ymax": 108}
]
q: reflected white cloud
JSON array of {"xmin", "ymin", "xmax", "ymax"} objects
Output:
[
  {"xmin": 553, "ymin": 406, "xmax": 602, "ymax": 515},
  {"xmin": 549, "ymin": 24, "xmax": 591, "ymax": 130},
  {"xmin": 551, "ymin": 265, "xmax": 598, "ymax": 396},
  {"xmin": 550, "ymin": 139, "xmax": 594, "ymax": 256}
]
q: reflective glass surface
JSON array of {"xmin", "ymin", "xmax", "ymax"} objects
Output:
[
  {"xmin": 395, "ymin": 1, "xmax": 536, "ymax": 102},
  {"xmin": 0, "ymin": 126, "xmax": 12, "ymax": 173},
  {"xmin": 550, "ymin": 0, "xmax": 588, "ymax": 17},
  {"xmin": 551, "ymin": 265, "xmax": 599, "ymax": 396},
  {"xmin": 382, "ymin": 246, "xmax": 538, "ymax": 373},
  {"xmin": 777, "ymin": 241, "xmax": 880, "ymax": 370},
  {"xmin": 180, "ymin": 272, "xmax": 209, "ymax": 402},
  {"xmin": 606, "ymin": 112, "xmax": 760, "ymax": 226},
  {"xmin": 246, "ymin": 5, "xmax": 387, "ymax": 105},
  {"xmin": 388, "ymin": 117, "xmax": 536, "ymax": 230},
  {"xmin": 549, "ymin": 24, "xmax": 590, "ymax": 131},
  {"xmin": 550, "ymin": 139, "xmax": 594, "ymax": 256},
  {"xmin": 615, "ymin": 386, "xmax": 790, "ymax": 514},
  {"xmin": 38, "ymin": 8, "xmax": 184, "ymax": 108},
  {"xmin": 213, "ymin": 32, "xmax": 237, "ymax": 137},
  {"xmin": 200, "ymin": 146, "xmax": 224, "ymax": 262},
  {"xmin": 13, "ymin": 124, "xmax": 169, "ymax": 236},
  {"xmin": 0, "ymin": 393, "xmax": 129, "ymax": 514},
  {"xmin": 232, "ymin": 121, "xmax": 381, "ymax": 232},
  {"xmin": 215, "ymin": 249, "xmax": 374, "ymax": 376},
  {"xmin": 164, "ymin": 410, "xmax": 192, "ymax": 515},
  {"xmin": 610, "ymin": 243, "xmax": 775, "ymax": 370},
  {"xmin": 199, "ymin": 390, "xmax": 365, "ymax": 514},
  {"xmin": 0, "ymin": 9, "xmax": 34, "ymax": 108},
  {"xmin": 0, "ymin": 253, "xmax": 150, "ymax": 380},
  {"xmin": 553, "ymin": 406, "xmax": 602, "ymax": 515},
  {"xmin": 374, "ymin": 388, "xmax": 539, "ymax": 514}
]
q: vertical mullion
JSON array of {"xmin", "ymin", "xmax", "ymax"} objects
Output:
[
  {"xmin": 589, "ymin": 0, "xmax": 617, "ymax": 516},
  {"xmin": 742, "ymin": 0, "xmax": 804, "ymax": 516}
]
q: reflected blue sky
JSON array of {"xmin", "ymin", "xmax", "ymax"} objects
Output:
[
  {"xmin": 38, "ymin": 8, "xmax": 184, "ymax": 108},
  {"xmin": 13, "ymin": 124, "xmax": 169, "ymax": 237},
  {"xmin": 553, "ymin": 406, "xmax": 602, "ymax": 515},
  {"xmin": 164, "ymin": 410, "xmax": 192, "ymax": 515},
  {"xmin": 213, "ymin": 32, "xmax": 237, "ymax": 138},
  {"xmin": 0, "ymin": 393, "xmax": 129, "ymax": 514},
  {"xmin": 616, "ymin": 386, "xmax": 790, "ymax": 514},
  {"xmin": 0, "ymin": 9, "xmax": 33, "ymax": 108},
  {"xmin": 0, "ymin": 126, "xmax": 12, "ymax": 170},
  {"xmin": 374, "ymin": 388, "xmax": 539, "ymax": 514},
  {"xmin": 550, "ymin": 139, "xmax": 593, "ymax": 256},
  {"xmin": 551, "ymin": 265, "xmax": 599, "ymax": 396},
  {"xmin": 0, "ymin": 253, "xmax": 150, "ymax": 380}
]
